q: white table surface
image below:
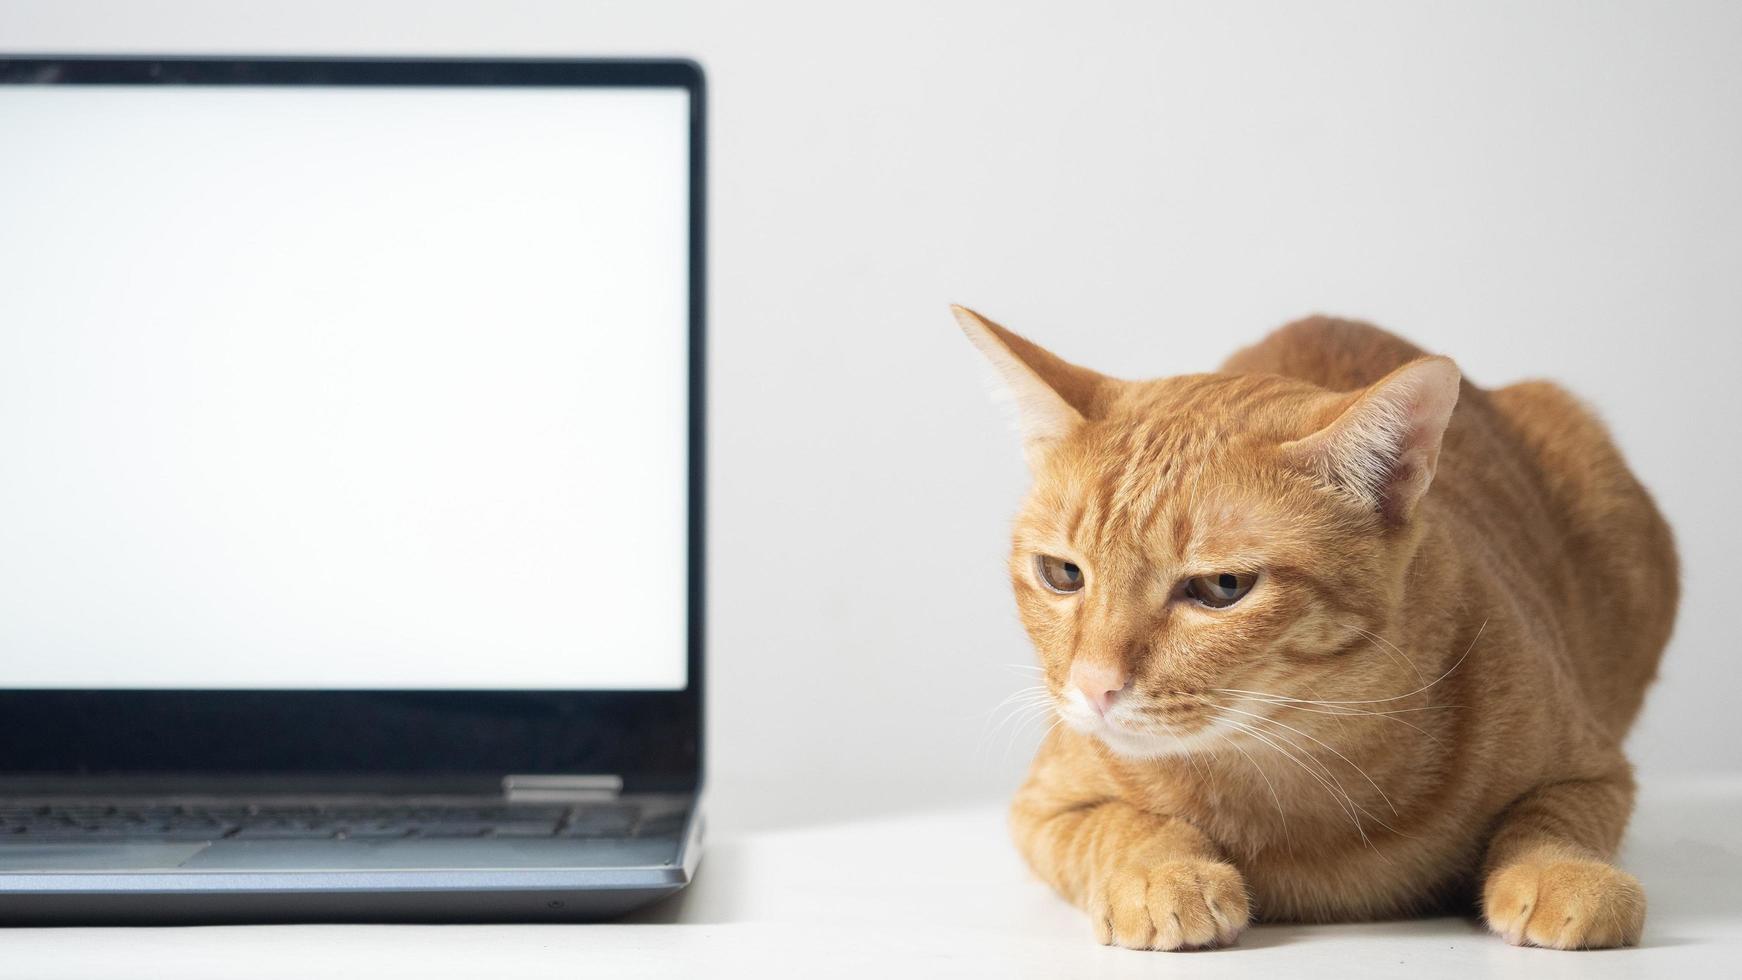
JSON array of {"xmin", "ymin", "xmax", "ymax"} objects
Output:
[{"xmin": 6, "ymin": 776, "xmax": 1738, "ymax": 979}]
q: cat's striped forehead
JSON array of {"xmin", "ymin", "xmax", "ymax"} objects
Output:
[{"xmin": 1038, "ymin": 373, "xmax": 1314, "ymax": 560}]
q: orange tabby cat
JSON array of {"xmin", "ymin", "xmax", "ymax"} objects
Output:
[{"xmin": 955, "ymin": 306, "xmax": 1677, "ymax": 950}]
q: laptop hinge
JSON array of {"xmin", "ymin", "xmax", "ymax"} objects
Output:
[{"xmin": 502, "ymin": 774, "xmax": 623, "ymax": 803}]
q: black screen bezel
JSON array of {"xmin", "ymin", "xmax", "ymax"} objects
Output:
[{"xmin": 0, "ymin": 56, "xmax": 706, "ymax": 792}]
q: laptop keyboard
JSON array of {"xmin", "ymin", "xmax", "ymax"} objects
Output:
[{"xmin": 0, "ymin": 802, "xmax": 682, "ymax": 842}]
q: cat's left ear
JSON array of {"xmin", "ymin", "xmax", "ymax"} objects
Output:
[
  {"xmin": 951, "ymin": 305, "xmax": 1111, "ymax": 469},
  {"xmin": 1282, "ymin": 356, "xmax": 1462, "ymax": 524}
]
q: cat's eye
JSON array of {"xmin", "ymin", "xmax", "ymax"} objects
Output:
[
  {"xmin": 1184, "ymin": 572, "xmax": 1257, "ymax": 609},
  {"xmin": 1035, "ymin": 555, "xmax": 1085, "ymax": 594}
]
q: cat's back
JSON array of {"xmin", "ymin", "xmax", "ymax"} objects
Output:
[
  {"xmin": 1221, "ymin": 314, "xmax": 1433, "ymax": 392},
  {"xmin": 1223, "ymin": 315, "xmax": 1677, "ymax": 738}
]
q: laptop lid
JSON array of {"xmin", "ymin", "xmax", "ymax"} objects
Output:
[{"xmin": 0, "ymin": 57, "xmax": 705, "ymax": 792}]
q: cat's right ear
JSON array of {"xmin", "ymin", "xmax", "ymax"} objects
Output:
[{"xmin": 951, "ymin": 305, "xmax": 1108, "ymax": 468}]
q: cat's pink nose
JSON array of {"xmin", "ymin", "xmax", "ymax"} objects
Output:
[{"xmin": 1070, "ymin": 662, "xmax": 1129, "ymax": 715}]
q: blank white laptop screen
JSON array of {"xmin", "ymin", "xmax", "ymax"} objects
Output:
[{"xmin": 0, "ymin": 86, "xmax": 691, "ymax": 690}]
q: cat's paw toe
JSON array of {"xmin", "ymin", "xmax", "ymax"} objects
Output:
[
  {"xmin": 1090, "ymin": 859, "xmax": 1250, "ymax": 951},
  {"xmin": 1483, "ymin": 859, "xmax": 1645, "ymax": 949}
]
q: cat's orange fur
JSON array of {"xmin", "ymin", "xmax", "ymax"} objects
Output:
[{"xmin": 955, "ymin": 307, "xmax": 1677, "ymax": 951}]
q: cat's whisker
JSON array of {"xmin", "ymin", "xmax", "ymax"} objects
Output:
[
  {"xmin": 1342, "ymin": 622, "xmax": 1427, "ymax": 686},
  {"xmin": 1225, "ymin": 720, "xmax": 1355, "ymax": 818},
  {"xmin": 1216, "ymin": 711, "xmax": 1416, "ymax": 847},
  {"xmin": 984, "ymin": 696, "xmax": 1055, "ymax": 737},
  {"xmin": 1300, "ymin": 678, "xmax": 1354, "ymax": 744},
  {"xmin": 1004, "ymin": 715, "xmax": 1070, "ymax": 769},
  {"xmin": 1169, "ymin": 730, "xmax": 1213, "ymax": 785},
  {"xmin": 1215, "ymin": 693, "xmax": 1450, "ymax": 748},
  {"xmin": 1209, "ymin": 706, "xmax": 1401, "ymax": 831},
  {"xmin": 1001, "ymin": 704, "xmax": 1066, "ymax": 766},
  {"xmin": 1214, "ymin": 714, "xmax": 1376, "ymax": 851},
  {"xmin": 988, "ymin": 693, "xmax": 1055, "ymax": 717},
  {"xmin": 978, "ymin": 701, "xmax": 1060, "ymax": 765},
  {"xmin": 1036, "ymin": 714, "xmax": 1067, "ymax": 745},
  {"xmin": 984, "ymin": 684, "xmax": 1048, "ymax": 708},
  {"xmin": 976, "ymin": 686, "xmax": 1057, "ymax": 758},
  {"xmin": 1224, "ymin": 619, "xmax": 1490, "ymax": 708},
  {"xmin": 1211, "ymin": 729, "xmax": 1292, "ymax": 850},
  {"xmin": 984, "ymin": 685, "xmax": 1051, "ymax": 711},
  {"xmin": 1212, "ymin": 713, "xmax": 1358, "ymax": 814},
  {"xmin": 988, "ymin": 697, "xmax": 1053, "ymax": 725},
  {"xmin": 1203, "ymin": 698, "xmax": 1399, "ymax": 816},
  {"xmin": 979, "ymin": 687, "xmax": 1052, "ymax": 729},
  {"xmin": 1217, "ymin": 693, "xmax": 1446, "ymax": 717}
]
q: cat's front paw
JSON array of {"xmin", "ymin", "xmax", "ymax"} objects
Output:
[
  {"xmin": 1088, "ymin": 859, "xmax": 1250, "ymax": 950},
  {"xmin": 1483, "ymin": 859, "xmax": 1645, "ymax": 949}
]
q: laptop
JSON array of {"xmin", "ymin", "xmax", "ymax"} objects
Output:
[{"xmin": 0, "ymin": 56, "xmax": 706, "ymax": 923}]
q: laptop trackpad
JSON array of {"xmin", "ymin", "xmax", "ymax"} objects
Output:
[{"xmin": 0, "ymin": 843, "xmax": 211, "ymax": 871}]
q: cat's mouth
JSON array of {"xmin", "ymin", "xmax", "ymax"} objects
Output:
[
  {"xmin": 1058, "ymin": 693, "xmax": 1227, "ymax": 759},
  {"xmin": 1090, "ymin": 718, "xmax": 1226, "ymax": 760}
]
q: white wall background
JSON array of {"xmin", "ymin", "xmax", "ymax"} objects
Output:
[{"xmin": 4, "ymin": 0, "xmax": 1738, "ymax": 829}]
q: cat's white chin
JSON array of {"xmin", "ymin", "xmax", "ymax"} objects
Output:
[{"xmin": 1065, "ymin": 712, "xmax": 1235, "ymax": 760}]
